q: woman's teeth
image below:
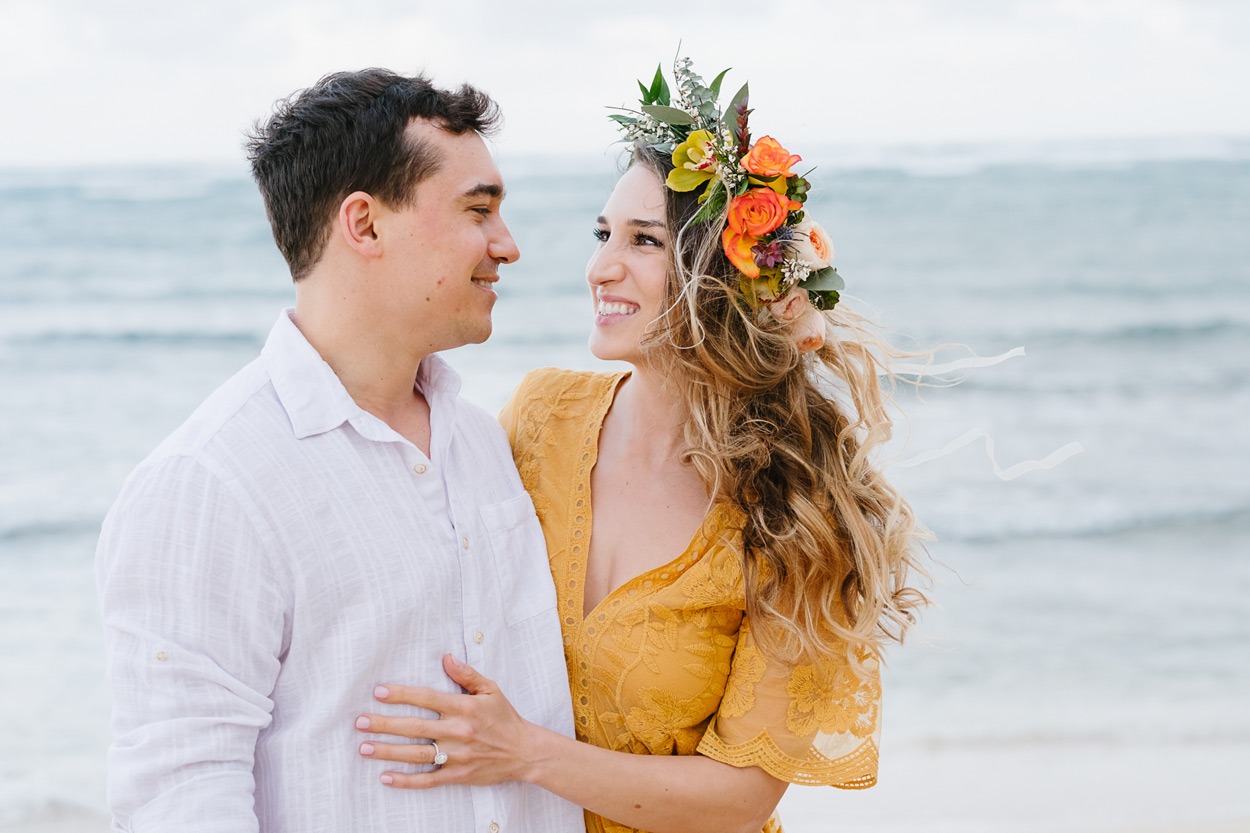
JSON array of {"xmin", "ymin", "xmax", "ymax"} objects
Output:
[{"xmin": 597, "ymin": 301, "xmax": 638, "ymax": 316}]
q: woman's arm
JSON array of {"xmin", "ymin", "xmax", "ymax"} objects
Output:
[{"xmin": 357, "ymin": 654, "xmax": 787, "ymax": 833}]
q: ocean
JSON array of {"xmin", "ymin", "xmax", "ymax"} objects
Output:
[{"xmin": 2, "ymin": 140, "xmax": 1248, "ymax": 831}]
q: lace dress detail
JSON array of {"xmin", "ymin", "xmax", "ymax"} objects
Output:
[{"xmin": 499, "ymin": 368, "xmax": 881, "ymax": 833}]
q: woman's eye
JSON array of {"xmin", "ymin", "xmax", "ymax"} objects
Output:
[
  {"xmin": 592, "ymin": 228, "xmax": 609, "ymax": 242},
  {"xmin": 633, "ymin": 233, "xmax": 663, "ymax": 248}
]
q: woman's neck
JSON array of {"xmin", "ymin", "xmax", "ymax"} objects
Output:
[{"xmin": 610, "ymin": 366, "xmax": 689, "ymax": 469}]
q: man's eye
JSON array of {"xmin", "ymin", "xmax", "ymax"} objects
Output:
[
  {"xmin": 473, "ymin": 207, "xmax": 492, "ymax": 216},
  {"xmin": 592, "ymin": 228, "xmax": 609, "ymax": 242}
]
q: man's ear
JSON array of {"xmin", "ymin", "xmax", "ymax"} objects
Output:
[{"xmin": 337, "ymin": 191, "xmax": 383, "ymax": 258}]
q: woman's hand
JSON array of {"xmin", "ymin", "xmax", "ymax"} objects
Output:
[{"xmin": 356, "ymin": 653, "xmax": 543, "ymax": 789}]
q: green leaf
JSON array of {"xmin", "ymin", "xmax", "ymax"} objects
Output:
[
  {"xmin": 648, "ymin": 65, "xmax": 664, "ymax": 103},
  {"xmin": 799, "ymin": 267, "xmax": 845, "ymax": 293},
  {"xmin": 641, "ymin": 104, "xmax": 696, "ymax": 126},
  {"xmin": 709, "ymin": 68, "xmax": 731, "ymax": 100},
  {"xmin": 727, "ymin": 82, "xmax": 749, "ymax": 115},
  {"xmin": 657, "ymin": 67, "xmax": 671, "ymax": 106},
  {"xmin": 808, "ymin": 290, "xmax": 840, "ymax": 311},
  {"xmin": 691, "ymin": 181, "xmax": 726, "ymax": 224},
  {"xmin": 607, "ymin": 114, "xmax": 637, "ymax": 125}
]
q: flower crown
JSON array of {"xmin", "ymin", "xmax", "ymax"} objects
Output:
[{"xmin": 610, "ymin": 56, "xmax": 844, "ymax": 312}]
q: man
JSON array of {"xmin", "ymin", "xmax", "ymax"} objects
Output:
[{"xmin": 96, "ymin": 69, "xmax": 582, "ymax": 833}]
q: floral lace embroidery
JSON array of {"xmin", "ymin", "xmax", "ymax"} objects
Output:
[{"xmin": 785, "ymin": 656, "xmax": 881, "ymax": 738}]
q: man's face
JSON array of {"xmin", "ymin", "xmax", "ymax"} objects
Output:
[{"xmin": 374, "ymin": 120, "xmax": 519, "ymax": 352}]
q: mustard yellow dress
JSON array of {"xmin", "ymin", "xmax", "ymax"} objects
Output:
[{"xmin": 499, "ymin": 368, "xmax": 881, "ymax": 833}]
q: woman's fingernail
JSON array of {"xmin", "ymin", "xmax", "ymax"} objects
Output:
[
  {"xmin": 360, "ymin": 743, "xmax": 374, "ymax": 756},
  {"xmin": 374, "ymin": 685, "xmax": 389, "ymax": 700},
  {"xmin": 355, "ymin": 716, "xmax": 370, "ymax": 730},
  {"xmin": 380, "ymin": 774, "xmax": 393, "ymax": 786}
]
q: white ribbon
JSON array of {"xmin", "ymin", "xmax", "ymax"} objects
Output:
[
  {"xmin": 895, "ymin": 428, "xmax": 1085, "ymax": 481},
  {"xmin": 891, "ymin": 346, "xmax": 1027, "ymax": 378}
]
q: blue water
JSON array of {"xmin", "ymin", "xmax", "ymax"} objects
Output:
[{"xmin": 2, "ymin": 146, "xmax": 1248, "ymax": 829}]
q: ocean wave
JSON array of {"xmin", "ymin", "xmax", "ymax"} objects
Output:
[
  {"xmin": 803, "ymin": 135, "xmax": 1250, "ymax": 177},
  {"xmin": 2, "ymin": 330, "xmax": 264, "ymax": 348},
  {"xmin": 938, "ymin": 505, "xmax": 1250, "ymax": 545},
  {"xmin": 0, "ymin": 518, "xmax": 103, "ymax": 545},
  {"xmin": 889, "ymin": 728, "xmax": 1250, "ymax": 751},
  {"xmin": 1034, "ymin": 318, "xmax": 1250, "ymax": 346}
]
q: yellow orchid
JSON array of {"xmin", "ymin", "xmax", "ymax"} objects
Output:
[
  {"xmin": 666, "ymin": 130, "xmax": 718, "ymax": 192},
  {"xmin": 739, "ymin": 271, "xmax": 787, "ymax": 304}
]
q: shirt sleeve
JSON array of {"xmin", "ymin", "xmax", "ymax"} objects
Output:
[
  {"xmin": 696, "ymin": 615, "xmax": 882, "ymax": 789},
  {"xmin": 96, "ymin": 454, "xmax": 289, "ymax": 832}
]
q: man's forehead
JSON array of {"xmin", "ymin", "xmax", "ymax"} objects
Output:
[{"xmin": 405, "ymin": 119, "xmax": 504, "ymax": 195}]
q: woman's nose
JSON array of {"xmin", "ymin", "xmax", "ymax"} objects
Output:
[{"xmin": 586, "ymin": 246, "xmax": 624, "ymax": 286}]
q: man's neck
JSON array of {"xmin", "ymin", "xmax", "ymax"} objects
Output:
[{"xmin": 291, "ymin": 301, "xmax": 435, "ymax": 454}]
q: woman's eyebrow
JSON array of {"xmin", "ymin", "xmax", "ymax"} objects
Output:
[{"xmin": 596, "ymin": 215, "xmax": 665, "ymax": 229}]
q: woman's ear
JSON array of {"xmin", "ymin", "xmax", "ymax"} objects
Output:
[{"xmin": 337, "ymin": 191, "xmax": 383, "ymax": 258}]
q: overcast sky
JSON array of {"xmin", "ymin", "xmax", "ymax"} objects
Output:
[{"xmin": 2, "ymin": 0, "xmax": 1248, "ymax": 168}]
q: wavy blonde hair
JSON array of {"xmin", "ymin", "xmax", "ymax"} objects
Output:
[{"xmin": 632, "ymin": 146, "xmax": 930, "ymax": 670}]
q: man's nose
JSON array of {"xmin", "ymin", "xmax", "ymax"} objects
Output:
[{"xmin": 491, "ymin": 220, "xmax": 520, "ymax": 264}]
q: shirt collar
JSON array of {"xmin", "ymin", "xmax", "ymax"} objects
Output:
[{"xmin": 260, "ymin": 308, "xmax": 463, "ymax": 441}]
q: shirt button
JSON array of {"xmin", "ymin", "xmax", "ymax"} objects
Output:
[
  {"xmin": 474, "ymin": 631, "xmax": 484, "ymax": 644},
  {"xmin": 489, "ymin": 824, "xmax": 500, "ymax": 833},
  {"xmin": 461, "ymin": 536, "xmax": 469, "ymax": 550},
  {"xmin": 413, "ymin": 463, "xmax": 427, "ymax": 474},
  {"xmin": 156, "ymin": 651, "xmax": 167, "ymax": 662}
]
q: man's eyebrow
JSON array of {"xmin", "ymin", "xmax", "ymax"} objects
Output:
[
  {"xmin": 462, "ymin": 183, "xmax": 505, "ymax": 200},
  {"xmin": 596, "ymin": 215, "xmax": 666, "ymax": 230}
]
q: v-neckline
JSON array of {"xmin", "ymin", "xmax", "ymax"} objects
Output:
[{"xmin": 576, "ymin": 372, "xmax": 720, "ymax": 624}]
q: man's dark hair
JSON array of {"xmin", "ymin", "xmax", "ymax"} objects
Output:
[{"xmin": 246, "ymin": 68, "xmax": 500, "ymax": 280}]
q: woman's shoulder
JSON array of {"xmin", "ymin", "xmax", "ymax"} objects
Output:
[{"xmin": 512, "ymin": 367, "xmax": 624, "ymax": 419}]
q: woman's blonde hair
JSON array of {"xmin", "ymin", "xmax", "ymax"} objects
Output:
[{"xmin": 632, "ymin": 146, "xmax": 930, "ymax": 670}]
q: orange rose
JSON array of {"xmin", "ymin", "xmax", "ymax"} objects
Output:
[
  {"xmin": 721, "ymin": 226, "xmax": 760, "ymax": 278},
  {"xmin": 743, "ymin": 136, "xmax": 801, "ymax": 178},
  {"xmin": 726, "ymin": 188, "xmax": 799, "ymax": 237},
  {"xmin": 743, "ymin": 136, "xmax": 801, "ymax": 194}
]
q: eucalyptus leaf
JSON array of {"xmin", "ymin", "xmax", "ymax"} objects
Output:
[
  {"xmin": 799, "ymin": 267, "xmax": 845, "ymax": 293},
  {"xmin": 641, "ymin": 104, "xmax": 696, "ymax": 126}
]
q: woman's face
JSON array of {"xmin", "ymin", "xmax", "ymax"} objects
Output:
[{"xmin": 586, "ymin": 165, "xmax": 670, "ymax": 365}]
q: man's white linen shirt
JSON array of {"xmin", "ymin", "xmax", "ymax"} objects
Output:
[{"xmin": 97, "ymin": 310, "xmax": 581, "ymax": 833}]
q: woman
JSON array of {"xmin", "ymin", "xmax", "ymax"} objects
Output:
[{"xmin": 356, "ymin": 59, "xmax": 929, "ymax": 833}]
